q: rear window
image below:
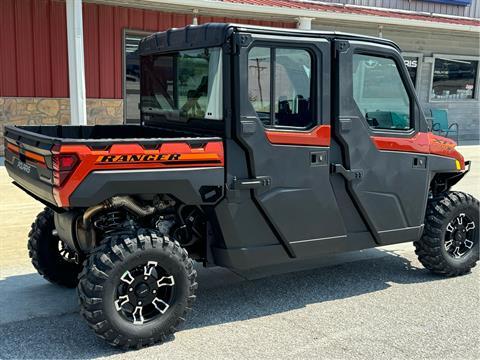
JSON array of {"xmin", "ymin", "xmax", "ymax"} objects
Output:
[{"xmin": 140, "ymin": 48, "xmax": 223, "ymax": 122}]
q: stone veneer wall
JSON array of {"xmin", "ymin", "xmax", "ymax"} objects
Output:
[{"xmin": 0, "ymin": 97, "xmax": 124, "ymax": 155}]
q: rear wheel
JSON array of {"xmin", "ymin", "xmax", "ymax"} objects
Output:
[
  {"xmin": 28, "ymin": 207, "xmax": 82, "ymax": 288},
  {"xmin": 415, "ymin": 191, "xmax": 479, "ymax": 276},
  {"xmin": 78, "ymin": 231, "xmax": 197, "ymax": 349}
]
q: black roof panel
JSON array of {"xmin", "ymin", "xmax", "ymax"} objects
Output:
[{"xmin": 138, "ymin": 23, "xmax": 400, "ymax": 55}]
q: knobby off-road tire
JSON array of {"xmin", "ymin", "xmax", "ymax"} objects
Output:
[
  {"xmin": 28, "ymin": 207, "xmax": 83, "ymax": 288},
  {"xmin": 415, "ymin": 191, "xmax": 479, "ymax": 276},
  {"xmin": 78, "ymin": 231, "xmax": 197, "ymax": 349}
]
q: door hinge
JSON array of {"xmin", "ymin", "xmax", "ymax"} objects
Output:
[
  {"xmin": 331, "ymin": 164, "xmax": 364, "ymax": 181},
  {"xmin": 232, "ymin": 176, "xmax": 272, "ymax": 190},
  {"xmin": 335, "ymin": 40, "xmax": 350, "ymax": 54}
]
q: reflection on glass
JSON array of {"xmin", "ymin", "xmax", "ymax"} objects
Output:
[
  {"xmin": 125, "ymin": 34, "xmax": 146, "ymax": 124},
  {"xmin": 353, "ymin": 54, "xmax": 411, "ymax": 130},
  {"xmin": 274, "ymin": 48, "xmax": 312, "ymax": 127},
  {"xmin": 432, "ymin": 58, "xmax": 478, "ymax": 100},
  {"xmin": 247, "ymin": 47, "xmax": 313, "ymax": 128},
  {"xmin": 140, "ymin": 48, "xmax": 223, "ymax": 122},
  {"xmin": 248, "ymin": 47, "xmax": 271, "ymax": 125}
]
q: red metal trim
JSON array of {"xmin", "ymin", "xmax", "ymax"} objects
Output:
[
  {"xmin": 265, "ymin": 125, "xmax": 331, "ymax": 147},
  {"xmin": 33, "ymin": 0, "xmax": 52, "ymax": 97},
  {"xmin": 0, "ymin": 0, "xmax": 295, "ymax": 98},
  {"xmin": 0, "ymin": 0, "xmax": 18, "ymax": 96},
  {"xmin": 15, "ymin": 0, "xmax": 35, "ymax": 96},
  {"xmin": 50, "ymin": 0, "xmax": 68, "ymax": 97},
  {"xmin": 84, "ymin": 2, "xmax": 100, "ymax": 98}
]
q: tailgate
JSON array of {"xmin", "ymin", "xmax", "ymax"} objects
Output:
[{"xmin": 4, "ymin": 127, "xmax": 56, "ymax": 206}]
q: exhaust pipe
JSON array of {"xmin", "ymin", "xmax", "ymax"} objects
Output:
[
  {"xmin": 106, "ymin": 196, "xmax": 156, "ymax": 217},
  {"xmin": 75, "ymin": 196, "xmax": 159, "ymax": 253},
  {"xmin": 82, "ymin": 196, "xmax": 157, "ymax": 228}
]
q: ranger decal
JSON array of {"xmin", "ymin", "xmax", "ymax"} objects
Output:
[
  {"xmin": 96, "ymin": 153, "xmax": 222, "ymax": 164},
  {"xmin": 97, "ymin": 154, "xmax": 181, "ymax": 163}
]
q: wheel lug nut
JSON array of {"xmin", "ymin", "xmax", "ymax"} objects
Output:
[
  {"xmin": 138, "ymin": 301, "xmax": 142, "ymax": 305},
  {"xmin": 129, "ymin": 288, "xmax": 133, "ymax": 292},
  {"xmin": 144, "ymin": 276, "xmax": 148, "ymax": 280},
  {"xmin": 152, "ymin": 290, "xmax": 157, "ymax": 294}
]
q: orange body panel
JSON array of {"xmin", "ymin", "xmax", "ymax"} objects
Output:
[
  {"xmin": 371, "ymin": 132, "xmax": 465, "ymax": 169},
  {"xmin": 53, "ymin": 141, "xmax": 224, "ymax": 207},
  {"xmin": 265, "ymin": 125, "xmax": 331, "ymax": 147}
]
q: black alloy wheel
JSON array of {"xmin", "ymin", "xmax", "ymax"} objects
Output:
[
  {"xmin": 415, "ymin": 191, "xmax": 479, "ymax": 277},
  {"xmin": 78, "ymin": 231, "xmax": 197, "ymax": 349},
  {"xmin": 444, "ymin": 213, "xmax": 476, "ymax": 259},
  {"xmin": 114, "ymin": 261, "xmax": 176, "ymax": 325}
]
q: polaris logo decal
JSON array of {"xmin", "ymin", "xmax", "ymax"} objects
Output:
[{"xmin": 16, "ymin": 161, "xmax": 32, "ymax": 174}]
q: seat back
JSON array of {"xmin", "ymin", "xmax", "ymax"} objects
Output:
[{"xmin": 431, "ymin": 109, "xmax": 449, "ymax": 131}]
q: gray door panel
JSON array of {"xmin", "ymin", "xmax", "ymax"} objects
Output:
[
  {"xmin": 334, "ymin": 40, "xmax": 429, "ymax": 244},
  {"xmin": 234, "ymin": 35, "xmax": 347, "ymax": 255}
]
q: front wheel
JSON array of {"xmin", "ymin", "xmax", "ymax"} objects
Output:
[
  {"xmin": 415, "ymin": 191, "xmax": 479, "ymax": 277},
  {"xmin": 78, "ymin": 231, "xmax": 197, "ymax": 349}
]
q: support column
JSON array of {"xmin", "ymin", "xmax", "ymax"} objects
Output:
[
  {"xmin": 192, "ymin": 9, "xmax": 199, "ymax": 25},
  {"xmin": 66, "ymin": 0, "xmax": 87, "ymax": 125},
  {"xmin": 296, "ymin": 17, "xmax": 313, "ymax": 30}
]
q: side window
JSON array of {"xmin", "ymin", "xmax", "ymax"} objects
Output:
[
  {"xmin": 248, "ymin": 48, "xmax": 271, "ymax": 125},
  {"xmin": 353, "ymin": 54, "xmax": 411, "ymax": 131},
  {"xmin": 248, "ymin": 47, "xmax": 313, "ymax": 128}
]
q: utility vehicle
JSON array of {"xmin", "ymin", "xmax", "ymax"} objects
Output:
[{"xmin": 4, "ymin": 23, "xmax": 479, "ymax": 349}]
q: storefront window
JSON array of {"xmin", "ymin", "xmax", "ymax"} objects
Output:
[
  {"xmin": 432, "ymin": 57, "xmax": 478, "ymax": 101},
  {"xmin": 403, "ymin": 56, "xmax": 419, "ymax": 87}
]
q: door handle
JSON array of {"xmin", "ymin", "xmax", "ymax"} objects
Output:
[
  {"xmin": 233, "ymin": 176, "xmax": 272, "ymax": 190},
  {"xmin": 339, "ymin": 118, "xmax": 352, "ymax": 133},
  {"xmin": 310, "ymin": 151, "xmax": 328, "ymax": 166},
  {"xmin": 331, "ymin": 164, "xmax": 364, "ymax": 181},
  {"xmin": 240, "ymin": 119, "xmax": 257, "ymax": 135}
]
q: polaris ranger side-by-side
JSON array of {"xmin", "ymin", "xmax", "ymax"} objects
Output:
[{"xmin": 4, "ymin": 24, "xmax": 478, "ymax": 348}]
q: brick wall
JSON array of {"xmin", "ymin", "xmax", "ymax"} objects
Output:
[{"xmin": 0, "ymin": 97, "xmax": 123, "ymax": 155}]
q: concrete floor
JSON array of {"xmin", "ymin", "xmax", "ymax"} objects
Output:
[{"xmin": 0, "ymin": 146, "xmax": 478, "ymax": 359}]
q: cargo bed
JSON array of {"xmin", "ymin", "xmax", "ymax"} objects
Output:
[
  {"xmin": 4, "ymin": 125, "xmax": 224, "ymax": 208},
  {"xmin": 5, "ymin": 125, "xmax": 218, "ymax": 146}
]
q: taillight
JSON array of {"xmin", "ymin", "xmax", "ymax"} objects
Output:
[
  {"xmin": 52, "ymin": 147, "xmax": 79, "ymax": 187},
  {"xmin": 58, "ymin": 154, "xmax": 78, "ymax": 170}
]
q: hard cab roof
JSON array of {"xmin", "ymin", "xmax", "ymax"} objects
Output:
[{"xmin": 138, "ymin": 22, "xmax": 401, "ymax": 56}]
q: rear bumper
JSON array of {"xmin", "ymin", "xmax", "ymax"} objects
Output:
[{"xmin": 5, "ymin": 162, "xmax": 56, "ymax": 207}]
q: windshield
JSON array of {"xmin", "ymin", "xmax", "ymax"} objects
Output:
[{"xmin": 140, "ymin": 47, "xmax": 223, "ymax": 122}]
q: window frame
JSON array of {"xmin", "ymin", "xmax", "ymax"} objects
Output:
[
  {"xmin": 122, "ymin": 29, "xmax": 153, "ymax": 124},
  {"xmin": 352, "ymin": 49, "xmax": 416, "ymax": 135},
  {"xmin": 247, "ymin": 43, "xmax": 317, "ymax": 131},
  {"xmin": 401, "ymin": 52, "xmax": 423, "ymax": 90},
  {"xmin": 429, "ymin": 53, "xmax": 480, "ymax": 103}
]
